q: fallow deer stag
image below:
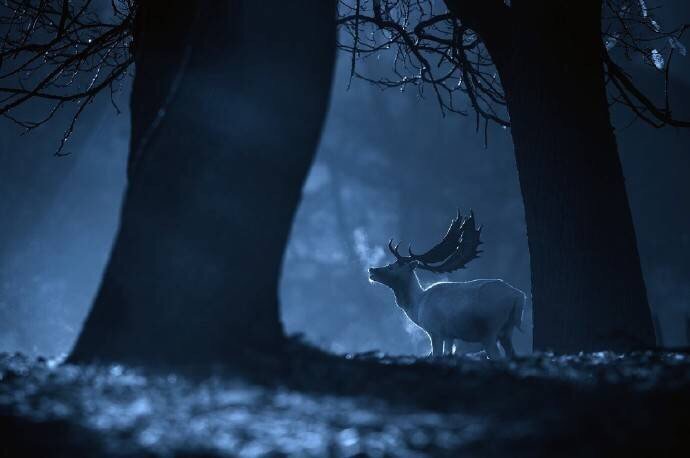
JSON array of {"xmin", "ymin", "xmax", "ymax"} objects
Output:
[{"xmin": 368, "ymin": 211, "xmax": 525, "ymax": 359}]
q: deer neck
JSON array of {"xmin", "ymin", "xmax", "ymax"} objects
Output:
[{"xmin": 390, "ymin": 270, "xmax": 424, "ymax": 317}]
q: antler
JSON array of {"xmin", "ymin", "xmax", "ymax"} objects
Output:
[
  {"xmin": 388, "ymin": 239, "xmax": 405, "ymax": 261},
  {"xmin": 408, "ymin": 210, "xmax": 483, "ymax": 273}
]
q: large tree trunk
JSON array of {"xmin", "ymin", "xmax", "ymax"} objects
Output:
[
  {"xmin": 69, "ymin": 1, "xmax": 336, "ymax": 365},
  {"xmin": 499, "ymin": 3, "xmax": 655, "ymax": 352}
]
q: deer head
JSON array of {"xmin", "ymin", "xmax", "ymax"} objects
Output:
[{"xmin": 368, "ymin": 210, "xmax": 482, "ymax": 287}]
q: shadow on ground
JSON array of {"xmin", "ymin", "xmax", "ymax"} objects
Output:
[{"xmin": 1, "ymin": 345, "xmax": 689, "ymax": 457}]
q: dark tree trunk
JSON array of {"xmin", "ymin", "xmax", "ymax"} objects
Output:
[
  {"xmin": 69, "ymin": 1, "xmax": 336, "ymax": 365},
  {"xmin": 498, "ymin": 3, "xmax": 654, "ymax": 352}
]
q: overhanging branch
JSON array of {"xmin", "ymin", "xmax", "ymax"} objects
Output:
[{"xmin": 605, "ymin": 52, "xmax": 690, "ymax": 128}]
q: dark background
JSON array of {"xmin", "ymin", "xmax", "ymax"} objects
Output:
[{"xmin": 1, "ymin": 1, "xmax": 689, "ymax": 358}]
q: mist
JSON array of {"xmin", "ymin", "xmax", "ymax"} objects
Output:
[
  {"xmin": 1, "ymin": 3, "xmax": 689, "ymax": 358},
  {"xmin": 2, "ymin": 2, "xmax": 690, "ymax": 456}
]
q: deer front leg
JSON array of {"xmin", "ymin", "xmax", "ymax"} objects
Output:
[
  {"xmin": 442, "ymin": 338, "xmax": 454, "ymax": 356},
  {"xmin": 429, "ymin": 334, "xmax": 443, "ymax": 357}
]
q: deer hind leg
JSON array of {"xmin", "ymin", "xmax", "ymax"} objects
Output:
[
  {"xmin": 499, "ymin": 328, "xmax": 516, "ymax": 358},
  {"xmin": 453, "ymin": 339, "xmax": 465, "ymax": 356},
  {"xmin": 498, "ymin": 314, "xmax": 517, "ymax": 358},
  {"xmin": 482, "ymin": 336, "xmax": 502, "ymax": 360}
]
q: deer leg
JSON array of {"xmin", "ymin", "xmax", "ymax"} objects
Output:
[
  {"xmin": 442, "ymin": 338, "xmax": 453, "ymax": 356},
  {"xmin": 499, "ymin": 332, "xmax": 516, "ymax": 358},
  {"xmin": 430, "ymin": 334, "xmax": 443, "ymax": 357},
  {"xmin": 453, "ymin": 339, "xmax": 460, "ymax": 355},
  {"xmin": 483, "ymin": 337, "xmax": 502, "ymax": 360}
]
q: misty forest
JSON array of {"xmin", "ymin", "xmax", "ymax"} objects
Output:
[{"xmin": 1, "ymin": 0, "xmax": 690, "ymax": 456}]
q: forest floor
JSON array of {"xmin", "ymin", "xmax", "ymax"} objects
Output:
[{"xmin": 1, "ymin": 346, "xmax": 689, "ymax": 457}]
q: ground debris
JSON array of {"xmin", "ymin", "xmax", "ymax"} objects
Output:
[{"xmin": 1, "ymin": 350, "xmax": 689, "ymax": 457}]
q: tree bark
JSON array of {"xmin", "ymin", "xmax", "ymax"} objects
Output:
[
  {"xmin": 498, "ymin": 3, "xmax": 655, "ymax": 352},
  {"xmin": 69, "ymin": 1, "xmax": 336, "ymax": 365}
]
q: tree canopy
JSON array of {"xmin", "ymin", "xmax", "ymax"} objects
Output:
[
  {"xmin": 336, "ymin": 0, "xmax": 690, "ymax": 139},
  {"xmin": 1, "ymin": 0, "xmax": 688, "ymax": 151}
]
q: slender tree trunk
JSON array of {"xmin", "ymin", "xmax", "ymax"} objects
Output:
[
  {"xmin": 498, "ymin": 3, "xmax": 654, "ymax": 352},
  {"xmin": 69, "ymin": 1, "xmax": 336, "ymax": 365}
]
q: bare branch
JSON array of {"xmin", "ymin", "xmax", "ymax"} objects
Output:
[
  {"xmin": 337, "ymin": 0, "xmax": 510, "ymax": 131},
  {"xmin": 338, "ymin": 0, "xmax": 690, "ymax": 138},
  {"xmin": 0, "ymin": 0, "xmax": 134, "ymax": 153},
  {"xmin": 603, "ymin": 0, "xmax": 690, "ymax": 128},
  {"xmin": 605, "ymin": 51, "xmax": 690, "ymax": 128}
]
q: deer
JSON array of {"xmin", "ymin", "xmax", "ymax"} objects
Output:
[{"xmin": 368, "ymin": 211, "xmax": 525, "ymax": 359}]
